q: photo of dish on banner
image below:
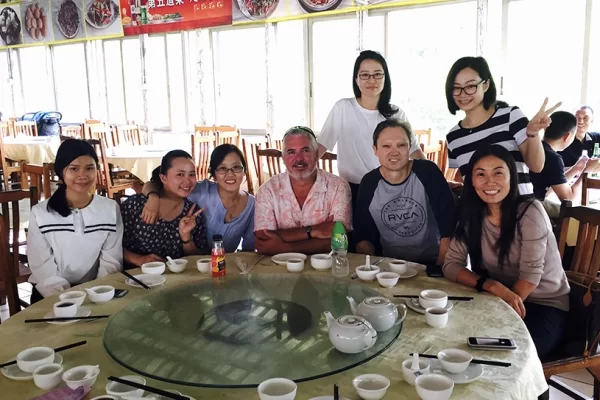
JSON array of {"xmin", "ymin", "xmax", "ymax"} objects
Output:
[{"xmin": 119, "ymin": 0, "xmax": 232, "ymax": 35}]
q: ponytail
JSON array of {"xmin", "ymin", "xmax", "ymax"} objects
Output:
[
  {"xmin": 150, "ymin": 166, "xmax": 164, "ymax": 190},
  {"xmin": 47, "ymin": 184, "xmax": 70, "ymax": 217}
]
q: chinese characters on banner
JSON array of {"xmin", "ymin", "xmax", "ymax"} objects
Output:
[{"xmin": 119, "ymin": 0, "xmax": 232, "ymax": 35}]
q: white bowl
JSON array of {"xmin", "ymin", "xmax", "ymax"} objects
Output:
[
  {"xmin": 62, "ymin": 365, "xmax": 100, "ymax": 390},
  {"xmin": 53, "ymin": 300, "xmax": 78, "ymax": 318},
  {"xmin": 33, "ymin": 363, "xmax": 63, "ymax": 390},
  {"xmin": 419, "ymin": 289, "xmax": 448, "ymax": 309},
  {"xmin": 376, "ymin": 272, "xmax": 400, "ymax": 288},
  {"xmin": 17, "ymin": 347, "xmax": 55, "ymax": 373},
  {"xmin": 90, "ymin": 396, "xmax": 118, "ymax": 400},
  {"xmin": 388, "ymin": 259, "xmax": 408, "ymax": 274},
  {"xmin": 355, "ymin": 265, "xmax": 380, "ymax": 281},
  {"xmin": 425, "ymin": 307, "xmax": 449, "ymax": 328},
  {"xmin": 196, "ymin": 258, "xmax": 211, "ymax": 273},
  {"xmin": 105, "ymin": 375, "xmax": 146, "ymax": 398},
  {"xmin": 401, "ymin": 358, "xmax": 430, "ymax": 386},
  {"xmin": 167, "ymin": 259, "xmax": 188, "ymax": 273},
  {"xmin": 257, "ymin": 377, "xmax": 297, "ymax": 400},
  {"xmin": 286, "ymin": 258, "xmax": 305, "ymax": 273},
  {"xmin": 310, "ymin": 254, "xmax": 332, "ymax": 270},
  {"xmin": 352, "ymin": 374, "xmax": 390, "ymax": 400},
  {"xmin": 141, "ymin": 261, "xmax": 166, "ymax": 275},
  {"xmin": 438, "ymin": 348, "xmax": 473, "ymax": 373},
  {"xmin": 415, "ymin": 374, "xmax": 454, "ymax": 400},
  {"xmin": 87, "ymin": 285, "xmax": 115, "ymax": 304},
  {"xmin": 58, "ymin": 291, "xmax": 87, "ymax": 306}
]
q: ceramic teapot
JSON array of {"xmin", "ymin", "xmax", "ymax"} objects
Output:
[
  {"xmin": 347, "ymin": 296, "xmax": 407, "ymax": 332},
  {"xmin": 323, "ymin": 311, "xmax": 377, "ymax": 354}
]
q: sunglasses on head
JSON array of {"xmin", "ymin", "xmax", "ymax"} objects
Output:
[{"xmin": 284, "ymin": 126, "xmax": 316, "ymax": 138}]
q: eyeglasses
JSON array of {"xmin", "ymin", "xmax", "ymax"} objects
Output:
[
  {"xmin": 357, "ymin": 72, "xmax": 385, "ymax": 81},
  {"xmin": 284, "ymin": 126, "xmax": 316, "ymax": 138},
  {"xmin": 452, "ymin": 80, "xmax": 487, "ymax": 96},
  {"xmin": 215, "ymin": 165, "xmax": 245, "ymax": 175}
]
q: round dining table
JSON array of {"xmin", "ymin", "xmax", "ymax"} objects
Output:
[
  {"xmin": 106, "ymin": 146, "xmax": 169, "ymax": 182},
  {"xmin": 2, "ymin": 136, "xmax": 60, "ymax": 165},
  {"xmin": 0, "ymin": 253, "xmax": 549, "ymax": 399}
]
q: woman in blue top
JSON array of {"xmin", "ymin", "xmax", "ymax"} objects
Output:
[{"xmin": 141, "ymin": 144, "xmax": 255, "ymax": 252}]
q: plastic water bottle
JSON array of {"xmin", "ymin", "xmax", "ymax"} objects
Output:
[
  {"xmin": 593, "ymin": 144, "xmax": 600, "ymax": 178},
  {"xmin": 331, "ymin": 221, "xmax": 349, "ymax": 277}
]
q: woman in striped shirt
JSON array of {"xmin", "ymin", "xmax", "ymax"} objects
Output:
[{"xmin": 444, "ymin": 56, "xmax": 560, "ymax": 195}]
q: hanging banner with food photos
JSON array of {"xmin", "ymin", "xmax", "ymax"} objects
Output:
[
  {"xmin": 0, "ymin": 0, "xmax": 123, "ymax": 49},
  {"xmin": 118, "ymin": 0, "xmax": 232, "ymax": 35},
  {"xmin": 232, "ymin": 0, "xmax": 356, "ymax": 24}
]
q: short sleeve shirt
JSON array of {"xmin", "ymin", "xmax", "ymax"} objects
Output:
[{"xmin": 530, "ymin": 142, "xmax": 568, "ymax": 200}]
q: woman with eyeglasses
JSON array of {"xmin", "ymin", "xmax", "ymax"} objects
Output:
[
  {"xmin": 445, "ymin": 56, "xmax": 561, "ymax": 195},
  {"xmin": 317, "ymin": 50, "xmax": 425, "ymax": 209},
  {"xmin": 141, "ymin": 144, "xmax": 254, "ymax": 252}
]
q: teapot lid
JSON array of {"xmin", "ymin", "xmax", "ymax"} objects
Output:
[
  {"xmin": 338, "ymin": 315, "xmax": 367, "ymax": 326},
  {"xmin": 364, "ymin": 297, "xmax": 392, "ymax": 307}
]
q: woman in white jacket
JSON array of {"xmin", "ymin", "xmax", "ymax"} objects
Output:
[{"xmin": 28, "ymin": 139, "xmax": 123, "ymax": 302}]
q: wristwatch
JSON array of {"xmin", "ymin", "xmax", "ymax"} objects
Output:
[
  {"xmin": 475, "ymin": 276, "xmax": 487, "ymax": 292},
  {"xmin": 305, "ymin": 226, "xmax": 312, "ymax": 239}
]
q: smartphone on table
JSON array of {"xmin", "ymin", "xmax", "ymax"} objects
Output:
[
  {"xmin": 467, "ymin": 337, "xmax": 517, "ymax": 350},
  {"xmin": 114, "ymin": 289, "xmax": 129, "ymax": 298}
]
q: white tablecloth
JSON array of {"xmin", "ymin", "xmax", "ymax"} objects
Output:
[
  {"xmin": 106, "ymin": 146, "xmax": 169, "ymax": 182},
  {"xmin": 2, "ymin": 136, "xmax": 60, "ymax": 164}
]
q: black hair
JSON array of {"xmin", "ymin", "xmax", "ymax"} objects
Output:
[
  {"xmin": 209, "ymin": 144, "xmax": 247, "ymax": 178},
  {"xmin": 544, "ymin": 111, "xmax": 577, "ymax": 141},
  {"xmin": 47, "ymin": 139, "xmax": 99, "ymax": 217},
  {"xmin": 352, "ymin": 50, "xmax": 399, "ymax": 118},
  {"xmin": 150, "ymin": 150, "xmax": 193, "ymax": 190},
  {"xmin": 454, "ymin": 145, "xmax": 535, "ymax": 274},
  {"xmin": 372, "ymin": 118, "xmax": 413, "ymax": 147},
  {"xmin": 445, "ymin": 56, "xmax": 499, "ymax": 115}
]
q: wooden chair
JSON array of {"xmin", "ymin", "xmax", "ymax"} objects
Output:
[
  {"xmin": 60, "ymin": 124, "xmax": 84, "ymax": 139},
  {"xmin": 545, "ymin": 201, "xmax": 600, "ymax": 395},
  {"xmin": 319, "ymin": 152, "xmax": 337, "ymax": 174},
  {"xmin": 0, "ymin": 122, "xmax": 11, "ymax": 137},
  {"xmin": 0, "ymin": 188, "xmax": 38, "ymax": 316},
  {"xmin": 414, "ymin": 128, "xmax": 431, "ymax": 147},
  {"xmin": 420, "ymin": 141, "xmax": 446, "ymax": 173},
  {"xmin": 190, "ymin": 134, "xmax": 216, "ymax": 181},
  {"xmin": 582, "ymin": 173, "xmax": 600, "ymax": 206},
  {"xmin": 13, "ymin": 121, "xmax": 38, "ymax": 137},
  {"xmin": 20, "ymin": 162, "xmax": 52, "ymax": 201},
  {"xmin": 84, "ymin": 138, "xmax": 141, "ymax": 199},
  {"xmin": 115, "ymin": 125, "xmax": 142, "ymax": 146},
  {"xmin": 0, "ymin": 133, "xmax": 22, "ymax": 191},
  {"xmin": 242, "ymin": 136, "xmax": 270, "ymax": 194},
  {"xmin": 87, "ymin": 124, "xmax": 117, "ymax": 148},
  {"xmin": 266, "ymin": 134, "xmax": 283, "ymax": 150},
  {"xmin": 256, "ymin": 148, "xmax": 284, "ymax": 187},
  {"xmin": 216, "ymin": 126, "xmax": 241, "ymax": 148},
  {"xmin": 194, "ymin": 125, "xmax": 216, "ymax": 137}
]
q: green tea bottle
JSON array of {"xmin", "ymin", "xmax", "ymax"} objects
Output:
[{"xmin": 330, "ymin": 221, "xmax": 348, "ymax": 255}]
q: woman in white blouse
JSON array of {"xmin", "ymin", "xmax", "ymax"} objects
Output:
[
  {"xmin": 28, "ymin": 139, "xmax": 123, "ymax": 302},
  {"xmin": 317, "ymin": 50, "xmax": 425, "ymax": 208}
]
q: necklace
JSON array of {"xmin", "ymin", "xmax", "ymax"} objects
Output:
[{"xmin": 223, "ymin": 194, "xmax": 242, "ymax": 221}]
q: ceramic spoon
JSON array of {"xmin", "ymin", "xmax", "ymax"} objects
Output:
[
  {"xmin": 83, "ymin": 365, "xmax": 99, "ymax": 380},
  {"xmin": 365, "ymin": 255, "xmax": 371, "ymax": 271},
  {"xmin": 411, "ymin": 352, "xmax": 420, "ymax": 370},
  {"xmin": 166, "ymin": 256, "xmax": 174, "ymax": 267}
]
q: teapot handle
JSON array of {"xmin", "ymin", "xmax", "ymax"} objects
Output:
[{"xmin": 394, "ymin": 304, "xmax": 408, "ymax": 326}]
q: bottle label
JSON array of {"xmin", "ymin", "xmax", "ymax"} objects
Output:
[
  {"xmin": 212, "ymin": 255, "xmax": 226, "ymax": 277},
  {"xmin": 331, "ymin": 233, "xmax": 348, "ymax": 252}
]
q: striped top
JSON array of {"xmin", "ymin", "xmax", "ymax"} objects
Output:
[{"xmin": 446, "ymin": 105, "xmax": 533, "ymax": 195}]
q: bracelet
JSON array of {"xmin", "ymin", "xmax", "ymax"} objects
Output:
[
  {"xmin": 181, "ymin": 237, "xmax": 192, "ymax": 244},
  {"xmin": 147, "ymin": 191, "xmax": 160, "ymax": 198},
  {"xmin": 526, "ymin": 131, "xmax": 539, "ymax": 138}
]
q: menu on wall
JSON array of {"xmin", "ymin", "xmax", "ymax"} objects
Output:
[
  {"xmin": 118, "ymin": 0, "xmax": 232, "ymax": 35},
  {"xmin": 0, "ymin": 0, "xmax": 124, "ymax": 49}
]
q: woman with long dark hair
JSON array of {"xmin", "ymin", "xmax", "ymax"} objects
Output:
[
  {"xmin": 317, "ymin": 50, "xmax": 425, "ymax": 208},
  {"xmin": 28, "ymin": 139, "xmax": 123, "ymax": 302},
  {"xmin": 443, "ymin": 145, "xmax": 569, "ymax": 359},
  {"xmin": 445, "ymin": 56, "xmax": 560, "ymax": 195},
  {"xmin": 121, "ymin": 150, "xmax": 208, "ymax": 268}
]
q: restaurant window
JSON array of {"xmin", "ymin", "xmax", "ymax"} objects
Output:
[
  {"xmin": 386, "ymin": 1, "xmax": 477, "ymax": 139},
  {"xmin": 587, "ymin": 0, "xmax": 600, "ymax": 131},
  {"xmin": 363, "ymin": 14, "xmax": 385, "ymax": 56},
  {"xmin": 146, "ymin": 35, "xmax": 170, "ymax": 129},
  {"xmin": 0, "ymin": 51, "xmax": 11, "ymax": 116},
  {"xmin": 104, "ymin": 40, "xmax": 127, "ymax": 124},
  {"xmin": 18, "ymin": 47, "xmax": 55, "ymax": 113},
  {"xmin": 213, "ymin": 27, "xmax": 267, "ymax": 129},
  {"xmin": 311, "ymin": 17, "xmax": 357, "ymax": 131},
  {"xmin": 52, "ymin": 43, "xmax": 90, "ymax": 122},
  {"xmin": 122, "ymin": 38, "xmax": 144, "ymax": 125},
  {"xmin": 167, "ymin": 32, "xmax": 187, "ymax": 131}
]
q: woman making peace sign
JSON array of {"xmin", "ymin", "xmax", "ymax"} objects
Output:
[
  {"xmin": 121, "ymin": 150, "xmax": 208, "ymax": 268},
  {"xmin": 445, "ymin": 56, "xmax": 561, "ymax": 194}
]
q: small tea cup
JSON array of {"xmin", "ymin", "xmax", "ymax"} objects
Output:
[
  {"xmin": 33, "ymin": 363, "xmax": 63, "ymax": 390},
  {"xmin": 286, "ymin": 259, "xmax": 304, "ymax": 273},
  {"xmin": 415, "ymin": 374, "xmax": 454, "ymax": 400},
  {"xmin": 425, "ymin": 307, "xmax": 449, "ymax": 328},
  {"xmin": 197, "ymin": 258, "xmax": 211, "ymax": 273},
  {"xmin": 388, "ymin": 259, "xmax": 407, "ymax": 274},
  {"xmin": 257, "ymin": 377, "xmax": 297, "ymax": 400}
]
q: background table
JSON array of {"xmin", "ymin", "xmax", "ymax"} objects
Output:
[
  {"xmin": 0, "ymin": 253, "xmax": 548, "ymax": 399},
  {"xmin": 106, "ymin": 146, "xmax": 169, "ymax": 182},
  {"xmin": 3, "ymin": 137, "xmax": 60, "ymax": 164}
]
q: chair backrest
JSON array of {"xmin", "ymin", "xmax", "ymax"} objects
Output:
[
  {"xmin": 0, "ymin": 122, "xmax": 11, "ymax": 137},
  {"xmin": 13, "ymin": 121, "xmax": 38, "ymax": 137},
  {"xmin": 60, "ymin": 124, "xmax": 83, "ymax": 139},
  {"xmin": 190, "ymin": 134, "xmax": 216, "ymax": 181},
  {"xmin": 420, "ymin": 140, "xmax": 446, "ymax": 172},
  {"xmin": 87, "ymin": 124, "xmax": 116, "ymax": 148},
  {"xmin": 242, "ymin": 136, "xmax": 270, "ymax": 194},
  {"xmin": 82, "ymin": 138, "xmax": 110, "ymax": 194},
  {"xmin": 256, "ymin": 148, "xmax": 284, "ymax": 187},
  {"xmin": 216, "ymin": 127, "xmax": 241, "ymax": 148},
  {"xmin": 0, "ymin": 189, "xmax": 37, "ymax": 315},
  {"xmin": 116, "ymin": 125, "xmax": 142, "ymax": 146},
  {"xmin": 581, "ymin": 173, "xmax": 600, "ymax": 206},
  {"xmin": 319, "ymin": 152, "xmax": 337, "ymax": 174},
  {"xmin": 20, "ymin": 162, "xmax": 52, "ymax": 200},
  {"xmin": 414, "ymin": 128, "xmax": 431, "ymax": 147},
  {"xmin": 0, "ymin": 133, "xmax": 21, "ymax": 191},
  {"xmin": 194, "ymin": 125, "xmax": 216, "ymax": 137},
  {"xmin": 266, "ymin": 133, "xmax": 283, "ymax": 150}
]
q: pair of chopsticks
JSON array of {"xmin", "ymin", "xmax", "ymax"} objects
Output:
[
  {"xmin": 394, "ymin": 295, "xmax": 474, "ymax": 301},
  {"xmin": 0, "ymin": 340, "xmax": 87, "ymax": 369},
  {"xmin": 410, "ymin": 353, "xmax": 511, "ymax": 367},
  {"xmin": 122, "ymin": 270, "xmax": 151, "ymax": 290},
  {"xmin": 108, "ymin": 376, "xmax": 188, "ymax": 400},
  {"xmin": 333, "ymin": 384, "xmax": 339, "ymax": 400},
  {"xmin": 241, "ymin": 255, "xmax": 264, "ymax": 275},
  {"xmin": 25, "ymin": 315, "xmax": 110, "ymax": 323}
]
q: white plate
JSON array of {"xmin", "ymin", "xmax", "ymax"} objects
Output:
[
  {"xmin": 125, "ymin": 273, "xmax": 166, "ymax": 288},
  {"xmin": 397, "ymin": 267, "xmax": 418, "ymax": 279},
  {"xmin": 43, "ymin": 307, "xmax": 92, "ymax": 324},
  {"xmin": 271, "ymin": 253, "xmax": 307, "ymax": 266},
  {"xmin": 406, "ymin": 298, "xmax": 453, "ymax": 315},
  {"xmin": 1, "ymin": 354, "xmax": 63, "ymax": 381},
  {"xmin": 429, "ymin": 359, "xmax": 484, "ymax": 384}
]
